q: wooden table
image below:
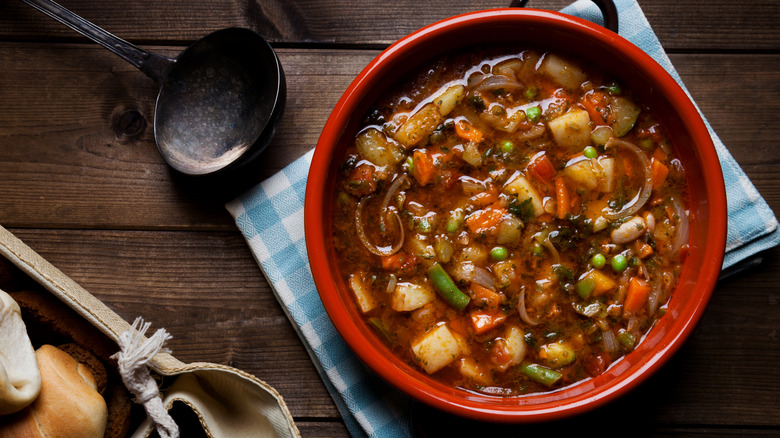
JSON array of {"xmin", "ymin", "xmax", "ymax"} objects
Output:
[{"xmin": 1, "ymin": 0, "xmax": 778, "ymax": 436}]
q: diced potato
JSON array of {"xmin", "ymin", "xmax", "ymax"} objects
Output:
[
  {"xmin": 458, "ymin": 358, "xmax": 492, "ymax": 386},
  {"xmin": 355, "ymin": 128, "xmax": 404, "ymax": 167},
  {"xmin": 492, "ymin": 259, "xmax": 518, "ymax": 289},
  {"xmin": 392, "ymin": 282, "xmax": 435, "ymax": 312},
  {"xmin": 348, "ymin": 273, "xmax": 378, "ymax": 313},
  {"xmin": 563, "ymin": 155, "xmax": 616, "ymax": 194},
  {"xmin": 503, "ymin": 172, "xmax": 543, "ymax": 217},
  {"xmin": 495, "ymin": 326, "xmax": 527, "ymax": 371},
  {"xmin": 496, "ymin": 216, "xmax": 523, "ymax": 245},
  {"xmin": 609, "ymin": 96, "xmax": 641, "ymax": 137},
  {"xmin": 393, "ymin": 103, "xmax": 443, "ymax": 148},
  {"xmin": 583, "ymin": 269, "xmax": 617, "ymax": 296},
  {"xmin": 548, "ymin": 109, "xmax": 592, "ymax": 149},
  {"xmin": 538, "ymin": 54, "xmax": 587, "ymax": 90},
  {"xmin": 434, "ymin": 84, "xmax": 465, "ymax": 116},
  {"xmin": 462, "ymin": 141, "xmax": 482, "ymax": 167},
  {"xmin": 459, "ymin": 244, "xmax": 488, "ymax": 264},
  {"xmin": 598, "ymin": 157, "xmax": 616, "ymax": 192},
  {"xmin": 563, "ymin": 158, "xmax": 600, "ymax": 190},
  {"xmin": 407, "ymin": 235, "xmax": 436, "ymax": 260},
  {"xmin": 539, "ymin": 341, "xmax": 576, "ymax": 368},
  {"xmin": 411, "ymin": 324, "xmax": 462, "ymax": 374}
]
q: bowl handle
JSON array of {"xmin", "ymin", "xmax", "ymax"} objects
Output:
[{"xmin": 509, "ymin": 0, "xmax": 619, "ymax": 34}]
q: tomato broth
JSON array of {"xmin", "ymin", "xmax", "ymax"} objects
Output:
[{"xmin": 331, "ymin": 48, "xmax": 688, "ymax": 396}]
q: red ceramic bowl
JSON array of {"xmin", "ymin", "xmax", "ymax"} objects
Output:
[{"xmin": 305, "ymin": 8, "xmax": 727, "ymax": 422}]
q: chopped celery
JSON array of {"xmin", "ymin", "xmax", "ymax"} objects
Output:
[
  {"xmin": 618, "ymin": 329, "xmax": 636, "ymax": 349},
  {"xmin": 576, "ymin": 276, "xmax": 596, "ymax": 300},
  {"xmin": 445, "ymin": 208, "xmax": 465, "ymax": 233}
]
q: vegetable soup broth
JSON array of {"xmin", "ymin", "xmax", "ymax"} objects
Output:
[{"xmin": 332, "ymin": 48, "xmax": 688, "ymax": 396}]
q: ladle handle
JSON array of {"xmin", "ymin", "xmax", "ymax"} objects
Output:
[{"xmin": 20, "ymin": 0, "xmax": 173, "ymax": 84}]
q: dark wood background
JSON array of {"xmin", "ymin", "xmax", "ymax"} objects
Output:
[{"xmin": 1, "ymin": 0, "xmax": 778, "ymax": 436}]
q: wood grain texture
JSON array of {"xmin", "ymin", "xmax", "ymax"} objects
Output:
[
  {"xmin": 2, "ymin": 0, "xmax": 779, "ymax": 435},
  {"xmin": 1, "ymin": 0, "xmax": 778, "ymax": 51},
  {"xmin": 1, "ymin": 46, "xmax": 779, "ymax": 228}
]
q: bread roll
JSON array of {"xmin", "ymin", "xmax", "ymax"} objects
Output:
[
  {"xmin": 0, "ymin": 345, "xmax": 108, "ymax": 438},
  {"xmin": 0, "ymin": 290, "xmax": 41, "ymax": 415}
]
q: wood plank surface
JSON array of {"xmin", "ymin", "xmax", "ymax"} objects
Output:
[
  {"xmin": 2, "ymin": 0, "xmax": 779, "ymax": 435},
  {"xmin": 1, "ymin": 0, "xmax": 778, "ymax": 51},
  {"xmin": 1, "ymin": 47, "xmax": 779, "ymax": 228}
]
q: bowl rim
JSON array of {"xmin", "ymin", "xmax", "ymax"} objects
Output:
[{"xmin": 305, "ymin": 8, "xmax": 727, "ymax": 422}]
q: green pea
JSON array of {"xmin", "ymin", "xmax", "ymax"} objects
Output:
[
  {"xmin": 611, "ymin": 254, "xmax": 628, "ymax": 272},
  {"xmin": 490, "ymin": 246, "xmax": 509, "ymax": 261},
  {"xmin": 500, "ymin": 139, "xmax": 515, "ymax": 153},
  {"xmin": 607, "ymin": 83, "xmax": 622, "ymax": 95},
  {"xmin": 583, "ymin": 146, "xmax": 598, "ymax": 159},
  {"xmin": 591, "ymin": 253, "xmax": 606, "ymax": 269},
  {"xmin": 524, "ymin": 85, "xmax": 538, "ymax": 100},
  {"xmin": 525, "ymin": 106, "xmax": 542, "ymax": 123}
]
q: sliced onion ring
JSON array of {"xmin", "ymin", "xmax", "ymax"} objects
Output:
[
  {"xmin": 380, "ymin": 174, "xmax": 407, "ymax": 229},
  {"xmin": 603, "ymin": 138, "xmax": 653, "ymax": 221},
  {"xmin": 517, "ymin": 288, "xmax": 540, "ymax": 326},
  {"xmin": 355, "ymin": 196, "xmax": 404, "ymax": 256},
  {"xmin": 669, "ymin": 196, "xmax": 690, "ymax": 255}
]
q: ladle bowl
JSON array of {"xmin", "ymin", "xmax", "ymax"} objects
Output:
[{"xmin": 22, "ymin": 0, "xmax": 285, "ymax": 177}]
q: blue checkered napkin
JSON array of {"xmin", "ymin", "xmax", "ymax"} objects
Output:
[
  {"xmin": 565, "ymin": 0, "xmax": 780, "ymax": 269},
  {"xmin": 226, "ymin": 1, "xmax": 780, "ymax": 437},
  {"xmin": 226, "ymin": 149, "xmax": 412, "ymax": 438}
]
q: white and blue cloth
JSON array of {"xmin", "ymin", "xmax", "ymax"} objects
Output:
[{"xmin": 225, "ymin": 1, "xmax": 780, "ymax": 436}]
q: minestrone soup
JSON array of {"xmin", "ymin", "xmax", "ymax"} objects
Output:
[{"xmin": 331, "ymin": 48, "xmax": 688, "ymax": 395}]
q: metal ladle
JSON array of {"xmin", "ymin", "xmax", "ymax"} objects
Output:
[{"xmin": 22, "ymin": 0, "xmax": 285, "ymax": 177}]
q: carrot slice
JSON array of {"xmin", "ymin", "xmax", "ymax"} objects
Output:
[
  {"xmin": 581, "ymin": 91, "xmax": 608, "ymax": 125},
  {"xmin": 635, "ymin": 240, "xmax": 654, "ymax": 259},
  {"xmin": 651, "ymin": 158, "xmax": 669, "ymax": 190},
  {"xmin": 470, "ymin": 310, "xmax": 508, "ymax": 335},
  {"xmin": 527, "ymin": 153, "xmax": 556, "ymax": 186},
  {"xmin": 465, "ymin": 207, "xmax": 506, "ymax": 234},
  {"xmin": 455, "ymin": 119, "xmax": 484, "ymax": 143},
  {"xmin": 412, "ymin": 149, "xmax": 435, "ymax": 186},
  {"xmin": 624, "ymin": 276, "xmax": 652, "ymax": 315},
  {"xmin": 554, "ymin": 177, "xmax": 570, "ymax": 219}
]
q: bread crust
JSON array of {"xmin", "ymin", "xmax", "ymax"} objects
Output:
[{"xmin": 0, "ymin": 345, "xmax": 108, "ymax": 438}]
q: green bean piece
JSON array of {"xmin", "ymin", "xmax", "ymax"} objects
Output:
[
  {"xmin": 611, "ymin": 254, "xmax": 628, "ymax": 272},
  {"xmin": 525, "ymin": 106, "xmax": 542, "ymax": 123},
  {"xmin": 520, "ymin": 362, "xmax": 563, "ymax": 387},
  {"xmin": 576, "ymin": 276, "xmax": 596, "ymax": 300},
  {"xmin": 591, "ymin": 253, "xmax": 606, "ymax": 269},
  {"xmin": 368, "ymin": 318, "xmax": 393, "ymax": 343},
  {"xmin": 426, "ymin": 263, "xmax": 471, "ymax": 311},
  {"xmin": 584, "ymin": 146, "xmax": 598, "ymax": 159},
  {"xmin": 490, "ymin": 246, "xmax": 509, "ymax": 261},
  {"xmin": 445, "ymin": 209, "xmax": 465, "ymax": 233}
]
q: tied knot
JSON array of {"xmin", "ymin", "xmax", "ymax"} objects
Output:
[{"xmin": 112, "ymin": 317, "xmax": 179, "ymax": 438}]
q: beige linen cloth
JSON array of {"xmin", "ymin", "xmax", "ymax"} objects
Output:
[{"xmin": 0, "ymin": 225, "xmax": 300, "ymax": 438}]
